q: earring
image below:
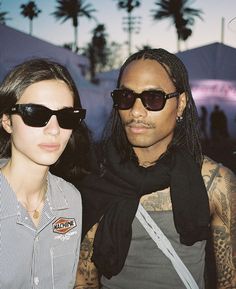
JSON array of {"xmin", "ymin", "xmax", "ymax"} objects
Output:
[{"xmin": 176, "ymin": 115, "xmax": 183, "ymax": 123}]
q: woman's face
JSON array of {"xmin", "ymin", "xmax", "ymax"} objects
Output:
[{"xmin": 3, "ymin": 79, "xmax": 74, "ymax": 168}]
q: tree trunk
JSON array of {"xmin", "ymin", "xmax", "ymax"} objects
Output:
[
  {"xmin": 177, "ymin": 34, "xmax": 180, "ymax": 52},
  {"xmin": 29, "ymin": 19, "xmax": 33, "ymax": 35},
  {"xmin": 74, "ymin": 25, "xmax": 78, "ymax": 52}
]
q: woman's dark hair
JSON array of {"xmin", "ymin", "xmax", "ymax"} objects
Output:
[
  {"xmin": 102, "ymin": 48, "xmax": 203, "ymax": 165},
  {"xmin": 0, "ymin": 58, "xmax": 90, "ymax": 181}
]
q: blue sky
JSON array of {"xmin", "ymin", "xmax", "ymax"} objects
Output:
[{"xmin": 1, "ymin": 0, "xmax": 236, "ymax": 61}]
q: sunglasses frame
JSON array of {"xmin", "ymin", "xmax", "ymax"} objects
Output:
[
  {"xmin": 7, "ymin": 103, "xmax": 86, "ymax": 129},
  {"xmin": 111, "ymin": 88, "xmax": 180, "ymax": 111}
]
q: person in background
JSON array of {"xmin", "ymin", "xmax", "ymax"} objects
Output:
[
  {"xmin": 210, "ymin": 104, "xmax": 229, "ymax": 140},
  {"xmin": 75, "ymin": 48, "xmax": 236, "ymax": 289},
  {"xmin": 0, "ymin": 58, "xmax": 90, "ymax": 289},
  {"xmin": 199, "ymin": 105, "xmax": 208, "ymax": 140}
]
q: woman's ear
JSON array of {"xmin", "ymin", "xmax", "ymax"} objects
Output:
[
  {"xmin": 2, "ymin": 114, "xmax": 12, "ymax": 134},
  {"xmin": 177, "ymin": 92, "xmax": 187, "ymax": 117}
]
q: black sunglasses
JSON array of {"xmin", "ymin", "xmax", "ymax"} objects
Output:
[
  {"xmin": 7, "ymin": 104, "xmax": 86, "ymax": 129},
  {"xmin": 111, "ymin": 88, "xmax": 180, "ymax": 111}
]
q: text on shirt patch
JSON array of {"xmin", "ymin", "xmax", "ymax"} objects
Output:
[
  {"xmin": 53, "ymin": 217, "xmax": 77, "ymax": 234},
  {"xmin": 54, "ymin": 230, "xmax": 77, "ymax": 241}
]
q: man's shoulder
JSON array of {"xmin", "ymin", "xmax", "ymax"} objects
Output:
[
  {"xmin": 202, "ymin": 155, "xmax": 236, "ymax": 189},
  {"xmin": 203, "ymin": 155, "xmax": 234, "ymax": 173}
]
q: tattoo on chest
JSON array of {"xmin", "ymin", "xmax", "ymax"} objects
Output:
[{"xmin": 140, "ymin": 190, "xmax": 172, "ymax": 211}]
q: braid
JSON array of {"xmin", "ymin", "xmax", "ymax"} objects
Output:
[{"xmin": 102, "ymin": 48, "xmax": 203, "ymax": 165}]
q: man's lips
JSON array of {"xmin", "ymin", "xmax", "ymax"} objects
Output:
[{"xmin": 126, "ymin": 122, "xmax": 152, "ymax": 133}]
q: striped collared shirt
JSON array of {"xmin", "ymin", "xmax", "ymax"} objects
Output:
[{"xmin": 0, "ymin": 171, "xmax": 82, "ymax": 289}]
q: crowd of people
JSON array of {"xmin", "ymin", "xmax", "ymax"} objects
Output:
[
  {"xmin": 199, "ymin": 105, "xmax": 236, "ymax": 174},
  {"xmin": 1, "ymin": 49, "xmax": 236, "ymax": 289}
]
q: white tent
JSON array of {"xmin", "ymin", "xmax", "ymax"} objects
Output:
[
  {"xmin": 97, "ymin": 42, "xmax": 236, "ymax": 137},
  {"xmin": 177, "ymin": 42, "xmax": 236, "ymax": 137},
  {"xmin": 176, "ymin": 42, "xmax": 236, "ymax": 81},
  {"xmin": 0, "ymin": 24, "xmax": 111, "ymax": 140}
]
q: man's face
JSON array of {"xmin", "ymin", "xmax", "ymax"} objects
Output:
[{"xmin": 118, "ymin": 59, "xmax": 185, "ymax": 158}]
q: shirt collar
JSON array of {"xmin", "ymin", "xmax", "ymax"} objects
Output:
[
  {"xmin": 0, "ymin": 171, "xmax": 70, "ymax": 220},
  {"xmin": 47, "ymin": 172, "xmax": 69, "ymax": 211}
]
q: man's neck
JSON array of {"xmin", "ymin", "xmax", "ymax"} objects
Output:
[{"xmin": 133, "ymin": 146, "xmax": 166, "ymax": 168}]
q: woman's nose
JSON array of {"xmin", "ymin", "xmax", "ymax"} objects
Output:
[{"xmin": 44, "ymin": 115, "xmax": 60, "ymax": 135}]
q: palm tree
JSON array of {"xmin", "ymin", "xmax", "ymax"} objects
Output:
[
  {"xmin": 20, "ymin": 1, "xmax": 41, "ymax": 35},
  {"xmin": 0, "ymin": 10, "xmax": 10, "ymax": 25},
  {"xmin": 83, "ymin": 24, "xmax": 108, "ymax": 83},
  {"xmin": 0, "ymin": 2, "xmax": 11, "ymax": 25},
  {"xmin": 114, "ymin": 0, "xmax": 141, "ymax": 56},
  {"xmin": 52, "ymin": 0, "xmax": 96, "ymax": 52},
  {"xmin": 151, "ymin": 0, "xmax": 203, "ymax": 51}
]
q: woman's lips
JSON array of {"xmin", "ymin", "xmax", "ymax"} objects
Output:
[{"xmin": 38, "ymin": 143, "xmax": 60, "ymax": 151}]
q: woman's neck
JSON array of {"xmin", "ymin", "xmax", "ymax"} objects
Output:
[
  {"xmin": 1, "ymin": 159, "xmax": 49, "ymax": 226},
  {"xmin": 1, "ymin": 159, "xmax": 48, "ymax": 199}
]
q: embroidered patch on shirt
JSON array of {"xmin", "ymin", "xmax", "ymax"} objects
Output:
[{"xmin": 53, "ymin": 217, "xmax": 77, "ymax": 234}]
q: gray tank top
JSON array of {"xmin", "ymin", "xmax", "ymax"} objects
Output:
[{"xmin": 101, "ymin": 210, "xmax": 206, "ymax": 289}]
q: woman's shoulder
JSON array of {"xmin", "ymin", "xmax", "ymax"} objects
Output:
[{"xmin": 49, "ymin": 173, "xmax": 81, "ymax": 199}]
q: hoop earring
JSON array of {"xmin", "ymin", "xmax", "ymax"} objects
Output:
[{"xmin": 176, "ymin": 115, "xmax": 183, "ymax": 123}]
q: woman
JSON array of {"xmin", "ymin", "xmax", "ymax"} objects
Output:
[{"xmin": 0, "ymin": 58, "xmax": 90, "ymax": 289}]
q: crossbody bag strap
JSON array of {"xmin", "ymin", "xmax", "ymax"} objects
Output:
[{"xmin": 136, "ymin": 204, "xmax": 199, "ymax": 289}]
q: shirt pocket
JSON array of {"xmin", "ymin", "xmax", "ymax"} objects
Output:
[{"xmin": 51, "ymin": 240, "xmax": 79, "ymax": 289}]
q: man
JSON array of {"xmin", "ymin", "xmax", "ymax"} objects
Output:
[{"xmin": 75, "ymin": 49, "xmax": 236, "ymax": 289}]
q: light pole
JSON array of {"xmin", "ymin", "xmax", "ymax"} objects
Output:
[{"xmin": 122, "ymin": 14, "xmax": 141, "ymax": 56}]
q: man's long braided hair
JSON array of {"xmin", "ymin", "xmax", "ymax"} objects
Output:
[{"xmin": 102, "ymin": 48, "xmax": 203, "ymax": 166}]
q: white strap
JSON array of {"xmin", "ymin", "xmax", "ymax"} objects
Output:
[{"xmin": 136, "ymin": 204, "xmax": 199, "ymax": 289}]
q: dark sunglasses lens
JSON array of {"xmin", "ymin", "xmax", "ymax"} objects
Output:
[
  {"xmin": 112, "ymin": 90, "xmax": 135, "ymax": 109},
  {"xmin": 142, "ymin": 91, "xmax": 166, "ymax": 111},
  {"xmin": 22, "ymin": 105, "xmax": 50, "ymax": 127},
  {"xmin": 57, "ymin": 108, "xmax": 85, "ymax": 129}
]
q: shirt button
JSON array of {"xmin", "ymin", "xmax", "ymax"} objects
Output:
[
  {"xmin": 34, "ymin": 277, "xmax": 39, "ymax": 285},
  {"xmin": 35, "ymin": 236, "xmax": 39, "ymax": 242}
]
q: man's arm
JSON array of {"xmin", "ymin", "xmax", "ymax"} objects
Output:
[
  {"xmin": 209, "ymin": 164, "xmax": 236, "ymax": 288},
  {"xmin": 74, "ymin": 224, "xmax": 100, "ymax": 289}
]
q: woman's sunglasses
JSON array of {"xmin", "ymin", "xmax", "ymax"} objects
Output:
[
  {"xmin": 7, "ymin": 103, "xmax": 86, "ymax": 129},
  {"xmin": 111, "ymin": 89, "xmax": 180, "ymax": 111}
]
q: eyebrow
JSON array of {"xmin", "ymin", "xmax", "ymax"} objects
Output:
[{"xmin": 119, "ymin": 85, "xmax": 165, "ymax": 92}]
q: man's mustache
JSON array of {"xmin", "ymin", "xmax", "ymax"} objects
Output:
[{"xmin": 123, "ymin": 119, "xmax": 156, "ymax": 128}]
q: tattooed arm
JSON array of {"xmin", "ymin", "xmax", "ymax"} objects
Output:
[
  {"xmin": 74, "ymin": 224, "xmax": 100, "ymax": 289},
  {"xmin": 207, "ymin": 161, "xmax": 236, "ymax": 289}
]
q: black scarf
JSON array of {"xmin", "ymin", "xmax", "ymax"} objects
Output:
[{"xmin": 79, "ymin": 143, "xmax": 210, "ymax": 279}]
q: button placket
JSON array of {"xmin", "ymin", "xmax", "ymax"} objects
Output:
[{"xmin": 32, "ymin": 234, "xmax": 40, "ymax": 287}]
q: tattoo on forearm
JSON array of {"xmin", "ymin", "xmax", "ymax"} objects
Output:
[
  {"xmin": 227, "ymin": 170, "xmax": 236, "ymax": 268},
  {"xmin": 78, "ymin": 236, "xmax": 98, "ymax": 284},
  {"xmin": 213, "ymin": 226, "xmax": 235, "ymax": 288}
]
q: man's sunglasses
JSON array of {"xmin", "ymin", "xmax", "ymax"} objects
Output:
[
  {"xmin": 111, "ymin": 89, "xmax": 180, "ymax": 111},
  {"xmin": 7, "ymin": 103, "xmax": 86, "ymax": 129}
]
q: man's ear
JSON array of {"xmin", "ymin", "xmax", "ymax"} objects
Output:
[
  {"xmin": 177, "ymin": 92, "xmax": 187, "ymax": 117},
  {"xmin": 2, "ymin": 114, "xmax": 12, "ymax": 134}
]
